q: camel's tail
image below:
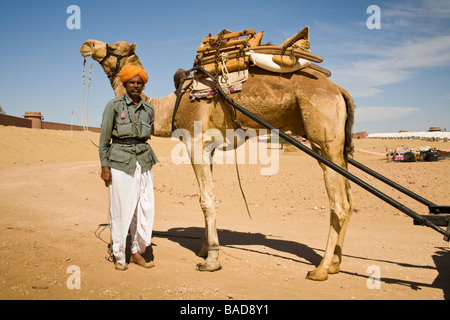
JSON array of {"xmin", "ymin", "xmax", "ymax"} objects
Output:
[{"xmin": 338, "ymin": 86, "xmax": 355, "ymax": 162}]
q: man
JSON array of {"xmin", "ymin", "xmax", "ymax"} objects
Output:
[{"xmin": 99, "ymin": 65, "xmax": 158, "ymax": 270}]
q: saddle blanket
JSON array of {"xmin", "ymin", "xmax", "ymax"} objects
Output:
[{"xmin": 190, "ymin": 69, "xmax": 248, "ymax": 100}]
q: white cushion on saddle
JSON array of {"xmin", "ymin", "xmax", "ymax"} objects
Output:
[{"xmin": 246, "ymin": 51, "xmax": 310, "ymax": 73}]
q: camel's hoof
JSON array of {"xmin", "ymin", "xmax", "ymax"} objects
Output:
[
  {"xmin": 328, "ymin": 264, "xmax": 340, "ymax": 275},
  {"xmin": 306, "ymin": 268, "xmax": 328, "ymax": 281},
  {"xmin": 196, "ymin": 261, "xmax": 222, "ymax": 272}
]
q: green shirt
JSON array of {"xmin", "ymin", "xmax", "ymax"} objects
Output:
[{"xmin": 99, "ymin": 94, "xmax": 158, "ymax": 173}]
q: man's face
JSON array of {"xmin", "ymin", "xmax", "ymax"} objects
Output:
[{"xmin": 125, "ymin": 75, "xmax": 144, "ymax": 99}]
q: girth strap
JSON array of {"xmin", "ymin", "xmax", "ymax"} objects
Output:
[{"xmin": 171, "ymin": 67, "xmax": 195, "ymax": 132}]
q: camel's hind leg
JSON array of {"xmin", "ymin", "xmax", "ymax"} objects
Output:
[{"xmin": 306, "ymin": 142, "xmax": 354, "ymax": 281}]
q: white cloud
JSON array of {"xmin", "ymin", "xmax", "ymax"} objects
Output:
[
  {"xmin": 384, "ymin": 0, "xmax": 450, "ymax": 20},
  {"xmin": 315, "ymin": 0, "xmax": 450, "ymax": 98},
  {"xmin": 332, "ymin": 35, "xmax": 450, "ymax": 97},
  {"xmin": 315, "ymin": 0, "xmax": 450, "ymax": 133},
  {"xmin": 391, "ymin": 36, "xmax": 450, "ymax": 68},
  {"xmin": 355, "ymin": 106, "xmax": 421, "ymax": 123}
]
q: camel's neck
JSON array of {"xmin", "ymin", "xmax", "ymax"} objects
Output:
[
  {"xmin": 105, "ymin": 55, "xmax": 144, "ymax": 98},
  {"xmin": 149, "ymin": 93, "xmax": 177, "ymax": 137},
  {"xmin": 99, "ymin": 55, "xmax": 176, "ymax": 137}
]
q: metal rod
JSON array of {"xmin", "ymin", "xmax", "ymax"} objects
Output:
[
  {"xmin": 195, "ymin": 66, "xmax": 447, "ymax": 238},
  {"xmin": 348, "ymin": 158, "xmax": 435, "ymax": 207}
]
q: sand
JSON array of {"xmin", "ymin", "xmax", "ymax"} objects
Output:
[{"xmin": 0, "ymin": 125, "xmax": 449, "ymax": 300}]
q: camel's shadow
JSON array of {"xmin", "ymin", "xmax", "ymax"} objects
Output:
[
  {"xmin": 154, "ymin": 227, "xmax": 323, "ymax": 267},
  {"xmin": 153, "ymin": 227, "xmax": 450, "ymax": 298}
]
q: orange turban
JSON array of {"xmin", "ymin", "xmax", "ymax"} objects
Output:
[{"xmin": 119, "ymin": 65, "xmax": 148, "ymax": 84}]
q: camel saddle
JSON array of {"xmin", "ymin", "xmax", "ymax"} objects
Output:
[
  {"xmin": 194, "ymin": 27, "xmax": 320, "ymax": 78},
  {"xmin": 195, "ymin": 29, "xmax": 260, "ymax": 78}
]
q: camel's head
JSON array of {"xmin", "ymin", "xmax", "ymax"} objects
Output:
[
  {"xmin": 80, "ymin": 39, "xmax": 144, "ymax": 98},
  {"xmin": 80, "ymin": 39, "xmax": 105, "ymax": 59},
  {"xmin": 80, "ymin": 39, "xmax": 136, "ymax": 63},
  {"xmin": 80, "ymin": 39, "xmax": 140, "ymax": 86}
]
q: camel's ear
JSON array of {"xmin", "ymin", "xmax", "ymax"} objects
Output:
[
  {"xmin": 109, "ymin": 43, "xmax": 118, "ymax": 51},
  {"xmin": 131, "ymin": 43, "xmax": 137, "ymax": 52}
]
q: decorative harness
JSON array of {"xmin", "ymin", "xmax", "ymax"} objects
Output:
[{"xmin": 99, "ymin": 43, "xmax": 136, "ymax": 79}]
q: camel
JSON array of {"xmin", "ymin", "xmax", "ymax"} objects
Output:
[{"xmin": 80, "ymin": 38, "xmax": 355, "ymax": 281}]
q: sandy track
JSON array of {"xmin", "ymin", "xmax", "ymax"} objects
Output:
[{"xmin": 0, "ymin": 126, "xmax": 449, "ymax": 300}]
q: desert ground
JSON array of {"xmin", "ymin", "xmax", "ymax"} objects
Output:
[{"xmin": 0, "ymin": 125, "xmax": 449, "ymax": 301}]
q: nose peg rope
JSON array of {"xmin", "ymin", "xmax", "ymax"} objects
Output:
[{"xmin": 81, "ymin": 56, "xmax": 99, "ymax": 148}]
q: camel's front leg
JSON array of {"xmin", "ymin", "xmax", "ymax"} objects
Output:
[{"xmin": 191, "ymin": 158, "xmax": 221, "ymax": 272}]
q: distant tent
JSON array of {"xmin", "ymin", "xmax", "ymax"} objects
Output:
[{"xmin": 368, "ymin": 131, "xmax": 449, "ymax": 141}]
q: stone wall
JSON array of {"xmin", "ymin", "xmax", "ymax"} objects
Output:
[
  {"xmin": 0, "ymin": 114, "xmax": 32, "ymax": 128},
  {"xmin": 42, "ymin": 121, "xmax": 101, "ymax": 133},
  {"xmin": 0, "ymin": 113, "xmax": 100, "ymax": 132}
]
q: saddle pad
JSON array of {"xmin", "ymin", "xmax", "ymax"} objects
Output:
[{"xmin": 192, "ymin": 69, "xmax": 248, "ymax": 92}]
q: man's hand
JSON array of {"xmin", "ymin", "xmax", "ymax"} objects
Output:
[{"xmin": 101, "ymin": 166, "xmax": 112, "ymax": 187}]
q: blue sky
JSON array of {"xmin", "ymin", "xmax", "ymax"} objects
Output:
[{"xmin": 0, "ymin": 0, "xmax": 449, "ymax": 133}]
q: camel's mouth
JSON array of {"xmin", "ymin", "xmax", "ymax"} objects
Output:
[
  {"xmin": 80, "ymin": 41, "xmax": 95, "ymax": 57},
  {"xmin": 80, "ymin": 49, "xmax": 92, "ymax": 57}
]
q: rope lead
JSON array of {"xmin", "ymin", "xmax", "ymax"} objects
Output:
[{"xmin": 80, "ymin": 56, "xmax": 99, "ymax": 148}]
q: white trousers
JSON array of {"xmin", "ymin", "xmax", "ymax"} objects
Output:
[{"xmin": 109, "ymin": 162, "xmax": 155, "ymax": 267}]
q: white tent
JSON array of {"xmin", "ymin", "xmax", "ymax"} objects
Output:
[{"xmin": 368, "ymin": 131, "xmax": 449, "ymax": 141}]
